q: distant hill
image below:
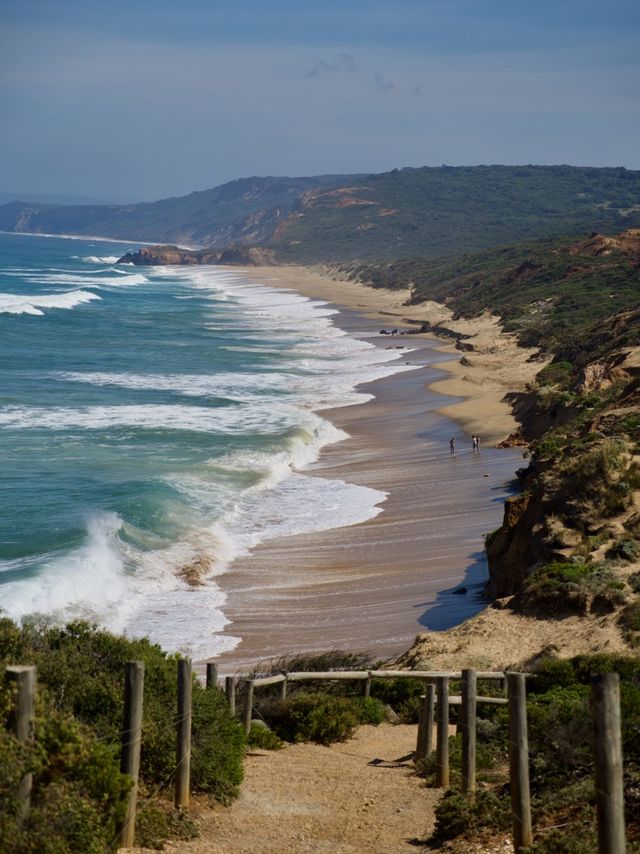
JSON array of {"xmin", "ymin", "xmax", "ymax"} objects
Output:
[
  {"xmin": 0, "ymin": 191, "xmax": 113, "ymax": 206},
  {"xmin": 1, "ymin": 165, "xmax": 639, "ymax": 261},
  {"xmin": 0, "ymin": 174, "xmax": 357, "ymax": 248}
]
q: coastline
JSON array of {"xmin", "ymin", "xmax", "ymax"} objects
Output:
[
  {"xmin": 246, "ymin": 266, "xmax": 546, "ymax": 443},
  {"xmin": 0, "ymin": 229, "xmax": 197, "ymax": 250},
  {"xmin": 213, "ymin": 265, "xmax": 527, "ymax": 671}
]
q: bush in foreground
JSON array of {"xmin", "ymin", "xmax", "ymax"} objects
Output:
[
  {"xmin": 259, "ymin": 691, "xmax": 386, "ymax": 745},
  {"xmin": 0, "ymin": 618, "xmax": 246, "ymax": 851}
]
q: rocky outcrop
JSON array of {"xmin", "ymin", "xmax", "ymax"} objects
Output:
[
  {"xmin": 568, "ymin": 228, "xmax": 640, "ymax": 262},
  {"xmin": 117, "ymin": 245, "xmax": 277, "ymax": 267}
]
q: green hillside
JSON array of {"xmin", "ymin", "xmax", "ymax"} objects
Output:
[
  {"xmin": 1, "ymin": 165, "xmax": 639, "ymax": 259},
  {"xmin": 0, "ymin": 174, "xmax": 354, "ymax": 247},
  {"xmin": 276, "ymin": 165, "xmax": 640, "ymax": 262},
  {"xmin": 339, "ymin": 228, "xmax": 640, "ymax": 353}
]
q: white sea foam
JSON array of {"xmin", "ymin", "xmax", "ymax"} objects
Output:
[
  {"xmin": 82, "ymin": 255, "xmax": 120, "ymax": 264},
  {"xmin": 0, "ymin": 402, "xmax": 330, "ymax": 436},
  {"xmin": 0, "ymin": 513, "xmax": 238, "ymax": 658},
  {"xmin": 51, "ymin": 370, "xmax": 292, "ymax": 401},
  {"xmin": 0, "ymin": 289, "xmax": 101, "ymax": 316},
  {"xmin": 23, "ymin": 271, "xmax": 149, "ymax": 288}
]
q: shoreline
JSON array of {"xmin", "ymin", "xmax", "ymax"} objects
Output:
[
  {"xmin": 212, "ymin": 266, "xmax": 527, "ymax": 672},
  {"xmin": 246, "ymin": 266, "xmax": 546, "ymax": 444},
  {"xmin": 0, "ymin": 229, "xmax": 197, "ymax": 250}
]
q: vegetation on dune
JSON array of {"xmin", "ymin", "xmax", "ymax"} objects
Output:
[
  {"xmin": 421, "ymin": 654, "xmax": 640, "ymax": 852},
  {"xmin": 0, "ymin": 619, "xmax": 245, "ymax": 852},
  {"xmin": 339, "ymin": 230, "xmax": 640, "ymax": 353}
]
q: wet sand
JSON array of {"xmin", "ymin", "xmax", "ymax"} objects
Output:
[{"xmin": 213, "ymin": 301, "xmax": 523, "ymax": 673}]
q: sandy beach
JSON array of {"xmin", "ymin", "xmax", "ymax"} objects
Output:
[{"xmin": 212, "ymin": 266, "xmax": 532, "ymax": 672}]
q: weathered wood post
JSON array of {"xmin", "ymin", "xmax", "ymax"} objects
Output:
[
  {"xmin": 280, "ymin": 675, "xmax": 288, "ymax": 700},
  {"xmin": 362, "ymin": 672, "xmax": 372, "ymax": 699},
  {"xmin": 225, "ymin": 675, "xmax": 237, "ymax": 716},
  {"xmin": 243, "ymin": 680, "xmax": 255, "ymax": 735},
  {"xmin": 507, "ymin": 672, "xmax": 533, "ymax": 852},
  {"xmin": 461, "ymin": 668, "xmax": 477, "ymax": 794},
  {"xmin": 416, "ymin": 696, "xmax": 426, "ymax": 758},
  {"xmin": 436, "ymin": 676, "xmax": 450, "ymax": 787},
  {"xmin": 5, "ymin": 665, "xmax": 36, "ymax": 819},
  {"xmin": 206, "ymin": 662, "xmax": 218, "ymax": 690},
  {"xmin": 591, "ymin": 673, "xmax": 626, "ymax": 854},
  {"xmin": 424, "ymin": 683, "xmax": 435, "ymax": 758},
  {"xmin": 117, "ymin": 661, "xmax": 145, "ymax": 848},
  {"xmin": 175, "ymin": 658, "xmax": 192, "ymax": 810},
  {"xmin": 416, "ymin": 683, "xmax": 436, "ymax": 760}
]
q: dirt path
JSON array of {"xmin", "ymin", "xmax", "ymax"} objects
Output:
[{"xmin": 129, "ymin": 724, "xmax": 439, "ymax": 853}]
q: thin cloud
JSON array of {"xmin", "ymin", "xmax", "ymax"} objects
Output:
[
  {"xmin": 374, "ymin": 73, "xmax": 395, "ymax": 92},
  {"xmin": 305, "ymin": 53, "xmax": 356, "ymax": 78}
]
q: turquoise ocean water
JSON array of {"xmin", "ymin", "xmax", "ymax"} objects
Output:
[{"xmin": 0, "ymin": 233, "xmax": 412, "ymax": 658}]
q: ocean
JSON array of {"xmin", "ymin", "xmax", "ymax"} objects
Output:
[{"xmin": 0, "ymin": 232, "xmax": 413, "ymax": 658}]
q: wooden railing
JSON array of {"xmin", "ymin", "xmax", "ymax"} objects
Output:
[{"xmin": 3, "ymin": 662, "xmax": 627, "ymax": 853}]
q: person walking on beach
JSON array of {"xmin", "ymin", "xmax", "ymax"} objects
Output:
[
  {"xmin": 472, "ymin": 435, "xmax": 480, "ymax": 453},
  {"xmin": 449, "ymin": 436, "xmax": 456, "ymax": 454}
]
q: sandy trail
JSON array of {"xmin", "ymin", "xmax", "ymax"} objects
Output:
[{"xmin": 127, "ymin": 724, "xmax": 438, "ymax": 854}]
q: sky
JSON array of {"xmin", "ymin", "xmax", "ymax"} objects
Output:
[{"xmin": 1, "ymin": 0, "xmax": 639, "ymax": 203}]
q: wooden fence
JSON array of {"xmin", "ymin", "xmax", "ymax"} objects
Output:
[{"xmin": 3, "ymin": 663, "xmax": 626, "ymax": 853}]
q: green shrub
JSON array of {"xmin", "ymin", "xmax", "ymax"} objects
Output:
[
  {"xmin": 629, "ymin": 572, "xmax": 640, "ymax": 594},
  {"xmin": 607, "ymin": 537, "xmax": 640, "ymax": 562},
  {"xmin": 247, "ymin": 723, "xmax": 285, "ymax": 750},
  {"xmin": 521, "ymin": 561, "xmax": 626, "ymax": 614},
  {"xmin": 0, "ymin": 620, "xmax": 245, "ymax": 802},
  {"xmin": 260, "ymin": 692, "xmax": 361, "ymax": 744},
  {"xmin": 135, "ymin": 804, "xmax": 199, "ymax": 850},
  {"xmin": 430, "ymin": 789, "xmax": 511, "ymax": 843},
  {"xmin": 0, "ymin": 691, "xmax": 130, "ymax": 854},
  {"xmin": 369, "ymin": 676, "xmax": 424, "ymax": 722},
  {"xmin": 521, "ymin": 562, "xmax": 593, "ymax": 613},
  {"xmin": 527, "ymin": 686, "xmax": 593, "ymax": 787},
  {"xmin": 619, "ymin": 601, "xmax": 640, "ymax": 635},
  {"xmin": 523, "ymin": 827, "xmax": 598, "ymax": 853},
  {"xmin": 352, "ymin": 696, "xmax": 387, "ymax": 725},
  {"xmin": 537, "ymin": 360, "xmax": 573, "ymax": 388}
]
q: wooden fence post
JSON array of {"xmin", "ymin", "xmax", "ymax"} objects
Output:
[
  {"xmin": 117, "ymin": 661, "xmax": 145, "ymax": 848},
  {"xmin": 416, "ymin": 684, "xmax": 436, "ymax": 761},
  {"xmin": 424, "ymin": 683, "xmax": 435, "ymax": 758},
  {"xmin": 436, "ymin": 676, "xmax": 450, "ymax": 788},
  {"xmin": 507, "ymin": 673, "xmax": 533, "ymax": 852},
  {"xmin": 243, "ymin": 680, "xmax": 255, "ymax": 735},
  {"xmin": 225, "ymin": 675, "xmax": 237, "ymax": 717},
  {"xmin": 461, "ymin": 668, "xmax": 477, "ymax": 794},
  {"xmin": 591, "ymin": 673, "xmax": 625, "ymax": 854},
  {"xmin": 416, "ymin": 697, "xmax": 426, "ymax": 758},
  {"xmin": 362, "ymin": 673, "xmax": 372, "ymax": 699},
  {"xmin": 280, "ymin": 676, "xmax": 288, "ymax": 700},
  {"xmin": 206, "ymin": 662, "xmax": 218, "ymax": 690},
  {"xmin": 175, "ymin": 658, "xmax": 192, "ymax": 810},
  {"xmin": 5, "ymin": 665, "xmax": 36, "ymax": 819}
]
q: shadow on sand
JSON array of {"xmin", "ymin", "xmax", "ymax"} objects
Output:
[{"xmin": 416, "ymin": 550, "xmax": 491, "ymax": 631}]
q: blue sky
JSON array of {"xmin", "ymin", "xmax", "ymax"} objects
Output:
[{"xmin": 1, "ymin": 0, "xmax": 639, "ymax": 202}]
